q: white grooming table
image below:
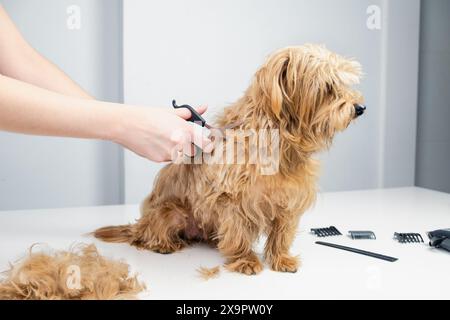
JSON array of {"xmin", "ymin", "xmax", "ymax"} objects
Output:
[{"xmin": 0, "ymin": 187, "xmax": 449, "ymax": 300}]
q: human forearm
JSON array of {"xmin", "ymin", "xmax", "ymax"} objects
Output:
[
  {"xmin": 0, "ymin": 75, "xmax": 213, "ymax": 161},
  {"xmin": 0, "ymin": 5, "xmax": 91, "ymax": 99},
  {"xmin": 0, "ymin": 74, "xmax": 114, "ymax": 139},
  {"xmin": 4, "ymin": 46, "xmax": 93, "ymax": 99}
]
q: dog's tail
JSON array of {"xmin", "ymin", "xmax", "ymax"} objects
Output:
[{"xmin": 92, "ymin": 225, "xmax": 133, "ymax": 243}]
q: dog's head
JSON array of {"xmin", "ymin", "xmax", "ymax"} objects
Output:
[{"xmin": 250, "ymin": 44, "xmax": 365, "ymax": 152}]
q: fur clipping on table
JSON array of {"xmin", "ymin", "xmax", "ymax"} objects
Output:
[
  {"xmin": 197, "ymin": 265, "xmax": 221, "ymax": 280},
  {"xmin": 0, "ymin": 243, "xmax": 145, "ymax": 300}
]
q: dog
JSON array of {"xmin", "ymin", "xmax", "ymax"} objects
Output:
[{"xmin": 94, "ymin": 44, "xmax": 365, "ymax": 275}]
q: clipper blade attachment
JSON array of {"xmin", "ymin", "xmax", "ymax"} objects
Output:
[
  {"xmin": 394, "ymin": 232, "xmax": 424, "ymax": 243},
  {"xmin": 348, "ymin": 231, "xmax": 376, "ymax": 240},
  {"xmin": 311, "ymin": 226, "xmax": 342, "ymax": 237}
]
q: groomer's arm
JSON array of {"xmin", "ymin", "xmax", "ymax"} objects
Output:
[
  {"xmin": 0, "ymin": 75, "xmax": 213, "ymax": 162},
  {"xmin": 0, "ymin": 5, "xmax": 91, "ymax": 99}
]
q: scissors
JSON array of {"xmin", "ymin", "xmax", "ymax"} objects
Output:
[
  {"xmin": 172, "ymin": 99, "xmax": 243, "ymax": 139},
  {"xmin": 172, "ymin": 100, "xmax": 210, "ymax": 129}
]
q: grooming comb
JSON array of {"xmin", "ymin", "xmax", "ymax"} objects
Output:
[
  {"xmin": 311, "ymin": 226, "xmax": 342, "ymax": 237},
  {"xmin": 394, "ymin": 232, "xmax": 424, "ymax": 243},
  {"xmin": 316, "ymin": 241, "xmax": 398, "ymax": 262}
]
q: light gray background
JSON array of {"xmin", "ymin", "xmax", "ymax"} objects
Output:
[
  {"xmin": 0, "ymin": 0, "xmax": 124, "ymax": 210},
  {"xmin": 416, "ymin": 0, "xmax": 450, "ymax": 194},
  {"xmin": 0, "ymin": 0, "xmax": 448, "ymax": 210}
]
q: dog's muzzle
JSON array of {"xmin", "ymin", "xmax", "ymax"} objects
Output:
[{"xmin": 354, "ymin": 104, "xmax": 366, "ymax": 117}]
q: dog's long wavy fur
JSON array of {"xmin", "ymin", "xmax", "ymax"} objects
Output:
[{"xmin": 94, "ymin": 44, "xmax": 364, "ymax": 275}]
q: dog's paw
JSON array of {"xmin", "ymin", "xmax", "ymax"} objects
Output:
[
  {"xmin": 225, "ymin": 257, "xmax": 264, "ymax": 275},
  {"xmin": 153, "ymin": 242, "xmax": 185, "ymax": 254},
  {"xmin": 270, "ymin": 254, "xmax": 299, "ymax": 273},
  {"xmin": 132, "ymin": 239, "xmax": 185, "ymax": 254}
]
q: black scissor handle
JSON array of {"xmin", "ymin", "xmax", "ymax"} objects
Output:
[{"xmin": 172, "ymin": 100, "xmax": 206, "ymax": 127}]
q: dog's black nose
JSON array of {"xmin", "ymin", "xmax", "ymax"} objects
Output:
[{"xmin": 354, "ymin": 104, "xmax": 366, "ymax": 117}]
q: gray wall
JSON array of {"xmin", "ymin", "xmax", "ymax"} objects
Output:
[
  {"xmin": 380, "ymin": 0, "xmax": 421, "ymax": 188},
  {"xmin": 416, "ymin": 0, "xmax": 450, "ymax": 193},
  {"xmin": 0, "ymin": 0, "xmax": 123, "ymax": 210}
]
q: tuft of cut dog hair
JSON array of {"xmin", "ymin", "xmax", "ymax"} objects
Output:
[
  {"xmin": 0, "ymin": 244, "xmax": 145, "ymax": 300},
  {"xmin": 197, "ymin": 266, "xmax": 221, "ymax": 280},
  {"xmin": 94, "ymin": 44, "xmax": 364, "ymax": 275}
]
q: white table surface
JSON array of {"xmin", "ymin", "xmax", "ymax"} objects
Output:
[{"xmin": 0, "ymin": 187, "xmax": 449, "ymax": 300}]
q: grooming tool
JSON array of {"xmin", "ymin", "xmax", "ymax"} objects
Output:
[
  {"xmin": 394, "ymin": 232, "xmax": 424, "ymax": 243},
  {"xmin": 311, "ymin": 226, "xmax": 342, "ymax": 237},
  {"xmin": 316, "ymin": 241, "xmax": 398, "ymax": 262},
  {"xmin": 172, "ymin": 99, "xmax": 243, "ymax": 138},
  {"xmin": 348, "ymin": 230, "xmax": 376, "ymax": 240},
  {"xmin": 427, "ymin": 229, "xmax": 450, "ymax": 252},
  {"xmin": 172, "ymin": 100, "xmax": 208, "ymax": 128}
]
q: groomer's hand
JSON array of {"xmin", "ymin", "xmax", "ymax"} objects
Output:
[{"xmin": 112, "ymin": 105, "xmax": 214, "ymax": 162}]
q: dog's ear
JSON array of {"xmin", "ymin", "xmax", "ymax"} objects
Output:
[{"xmin": 253, "ymin": 51, "xmax": 291, "ymax": 120}]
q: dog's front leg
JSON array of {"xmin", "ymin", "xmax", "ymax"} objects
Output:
[
  {"xmin": 216, "ymin": 216, "xmax": 263, "ymax": 275},
  {"xmin": 264, "ymin": 214, "xmax": 300, "ymax": 273}
]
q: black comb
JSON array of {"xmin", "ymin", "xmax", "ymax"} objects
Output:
[
  {"xmin": 316, "ymin": 241, "xmax": 398, "ymax": 262},
  {"xmin": 311, "ymin": 226, "xmax": 342, "ymax": 237},
  {"xmin": 394, "ymin": 232, "xmax": 424, "ymax": 243}
]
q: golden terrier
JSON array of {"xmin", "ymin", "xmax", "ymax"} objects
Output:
[{"xmin": 94, "ymin": 44, "xmax": 365, "ymax": 275}]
